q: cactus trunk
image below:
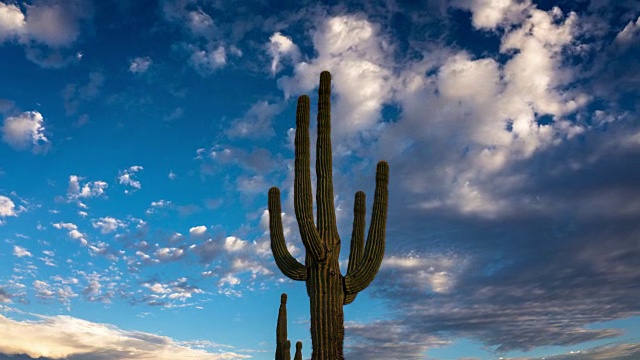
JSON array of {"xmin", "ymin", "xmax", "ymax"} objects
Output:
[
  {"xmin": 269, "ymin": 71, "xmax": 389, "ymax": 360},
  {"xmin": 308, "ymin": 257, "xmax": 345, "ymax": 358}
]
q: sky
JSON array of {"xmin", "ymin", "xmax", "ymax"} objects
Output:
[{"xmin": 0, "ymin": 0, "xmax": 639, "ymax": 359}]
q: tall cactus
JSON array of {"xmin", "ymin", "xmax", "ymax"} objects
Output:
[
  {"xmin": 275, "ymin": 293, "xmax": 303, "ymax": 360},
  {"xmin": 268, "ymin": 71, "xmax": 389, "ymax": 359}
]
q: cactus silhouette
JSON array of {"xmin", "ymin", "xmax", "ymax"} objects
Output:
[
  {"xmin": 275, "ymin": 293, "xmax": 303, "ymax": 360},
  {"xmin": 268, "ymin": 71, "xmax": 389, "ymax": 359}
]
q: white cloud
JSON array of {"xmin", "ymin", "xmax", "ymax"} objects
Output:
[
  {"xmin": 146, "ymin": 199, "xmax": 173, "ymax": 214},
  {"xmin": 118, "ymin": 165, "xmax": 143, "ymax": 192},
  {"xmin": 278, "ymin": 14, "xmax": 395, "ymax": 137},
  {"xmin": 379, "ymin": 4, "xmax": 588, "ymax": 217},
  {"xmin": 218, "ymin": 274, "xmax": 240, "ymax": 287},
  {"xmin": 52, "ymin": 222, "xmax": 88, "ymax": 246},
  {"xmin": 267, "ymin": 32, "xmax": 300, "ymax": 76},
  {"xmin": 12, "ymin": 245, "xmax": 32, "ymax": 258},
  {"xmin": 0, "ymin": 313, "xmax": 250, "ymax": 359},
  {"xmin": 91, "ymin": 217, "xmax": 125, "ymax": 234},
  {"xmin": 189, "ymin": 226, "xmax": 207, "ymax": 236},
  {"xmin": 154, "ymin": 247, "xmax": 185, "ymax": 262},
  {"xmin": 455, "ymin": 0, "xmax": 531, "ymax": 30},
  {"xmin": 32, "ymin": 280, "xmax": 77, "ymax": 308},
  {"xmin": 0, "ymin": 2, "xmax": 26, "ymax": 41},
  {"xmin": 145, "ymin": 282, "xmax": 171, "ymax": 294},
  {"xmin": 67, "ymin": 175, "xmax": 108, "ymax": 201},
  {"xmin": 129, "ymin": 56, "xmax": 152, "ymax": 73},
  {"xmin": 1, "ymin": 111, "xmax": 49, "ymax": 152},
  {"xmin": 224, "ymin": 236, "xmax": 247, "ymax": 252},
  {"xmin": 230, "ymin": 258, "xmax": 271, "ymax": 277},
  {"xmin": 0, "ymin": 195, "xmax": 16, "ymax": 217}
]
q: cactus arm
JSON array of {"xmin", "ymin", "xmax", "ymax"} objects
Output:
[
  {"xmin": 316, "ymin": 71, "xmax": 340, "ymax": 241},
  {"xmin": 269, "ymin": 188, "xmax": 307, "ymax": 281},
  {"xmin": 344, "ymin": 191, "xmax": 365, "ymax": 304},
  {"xmin": 294, "ymin": 95, "xmax": 326, "ymax": 262},
  {"xmin": 294, "ymin": 341, "xmax": 303, "ymax": 360},
  {"xmin": 343, "ymin": 161, "xmax": 389, "ymax": 295}
]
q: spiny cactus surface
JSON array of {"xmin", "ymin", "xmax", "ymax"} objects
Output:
[{"xmin": 269, "ymin": 71, "xmax": 389, "ymax": 360}]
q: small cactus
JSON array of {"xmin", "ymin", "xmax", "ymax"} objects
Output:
[
  {"xmin": 275, "ymin": 293, "xmax": 302, "ymax": 360},
  {"xmin": 294, "ymin": 341, "xmax": 303, "ymax": 360}
]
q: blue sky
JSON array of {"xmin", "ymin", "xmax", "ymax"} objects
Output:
[{"xmin": 0, "ymin": 0, "xmax": 639, "ymax": 359}]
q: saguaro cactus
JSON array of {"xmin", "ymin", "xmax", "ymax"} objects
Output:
[
  {"xmin": 268, "ymin": 71, "xmax": 389, "ymax": 359},
  {"xmin": 275, "ymin": 293, "xmax": 303, "ymax": 360}
]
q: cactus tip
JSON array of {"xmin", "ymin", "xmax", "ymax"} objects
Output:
[{"xmin": 280, "ymin": 293, "xmax": 287, "ymax": 303}]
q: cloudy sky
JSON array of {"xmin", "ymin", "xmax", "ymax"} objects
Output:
[{"xmin": 1, "ymin": 0, "xmax": 639, "ymax": 359}]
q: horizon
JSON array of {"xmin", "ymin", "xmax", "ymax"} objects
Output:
[{"xmin": 1, "ymin": 0, "xmax": 639, "ymax": 359}]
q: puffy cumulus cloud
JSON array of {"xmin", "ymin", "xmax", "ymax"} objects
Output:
[
  {"xmin": 278, "ymin": 14, "xmax": 395, "ymax": 137},
  {"xmin": 1, "ymin": 111, "xmax": 49, "ymax": 153},
  {"xmin": 77, "ymin": 272, "xmax": 118, "ymax": 303},
  {"xmin": 267, "ymin": 32, "xmax": 300, "ymax": 76},
  {"xmin": 454, "ymin": 0, "xmax": 531, "ymax": 29},
  {"xmin": 52, "ymin": 222, "xmax": 87, "ymax": 246},
  {"xmin": 129, "ymin": 56, "xmax": 152, "ymax": 73},
  {"xmin": 224, "ymin": 236, "xmax": 247, "ymax": 252},
  {"xmin": 378, "ymin": 4, "xmax": 588, "ymax": 218},
  {"xmin": 12, "ymin": 245, "xmax": 32, "ymax": 258},
  {"xmin": 32, "ymin": 279, "xmax": 78, "ymax": 308},
  {"xmin": 189, "ymin": 225, "xmax": 208, "ymax": 236},
  {"xmin": 0, "ymin": 313, "xmax": 250, "ymax": 359},
  {"xmin": 230, "ymin": 258, "xmax": 271, "ymax": 279},
  {"xmin": 66, "ymin": 175, "xmax": 108, "ymax": 203},
  {"xmin": 91, "ymin": 216, "xmax": 126, "ymax": 234},
  {"xmin": 146, "ymin": 199, "xmax": 173, "ymax": 215},
  {"xmin": 0, "ymin": 2, "xmax": 26, "ymax": 41},
  {"xmin": 118, "ymin": 165, "xmax": 143, "ymax": 193},
  {"xmin": 154, "ymin": 247, "xmax": 186, "ymax": 262},
  {"xmin": 225, "ymin": 100, "xmax": 281, "ymax": 139},
  {"xmin": 162, "ymin": 2, "xmax": 248, "ymax": 75},
  {"xmin": 0, "ymin": 195, "xmax": 17, "ymax": 218}
]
